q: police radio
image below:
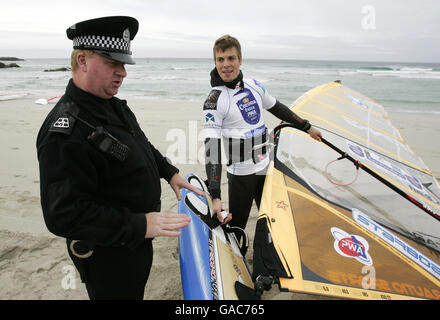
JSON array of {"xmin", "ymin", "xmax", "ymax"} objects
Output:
[
  {"xmin": 66, "ymin": 112, "xmax": 130, "ymax": 161},
  {"xmin": 88, "ymin": 126, "xmax": 129, "ymax": 161}
]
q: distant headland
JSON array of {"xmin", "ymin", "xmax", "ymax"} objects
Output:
[
  {"xmin": 0, "ymin": 57, "xmax": 24, "ymax": 68},
  {"xmin": 0, "ymin": 57, "xmax": 25, "ymax": 61},
  {"xmin": 0, "ymin": 62, "xmax": 20, "ymax": 68},
  {"xmin": 44, "ymin": 67, "xmax": 71, "ymax": 72}
]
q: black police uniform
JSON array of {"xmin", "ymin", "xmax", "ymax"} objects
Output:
[{"xmin": 37, "ymin": 79, "xmax": 179, "ymax": 299}]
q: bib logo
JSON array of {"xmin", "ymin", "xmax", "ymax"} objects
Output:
[
  {"xmin": 234, "ymin": 88, "xmax": 260, "ymax": 125},
  {"xmin": 331, "ymin": 227, "xmax": 373, "ymax": 266},
  {"xmin": 205, "ymin": 113, "xmax": 215, "ymax": 123}
]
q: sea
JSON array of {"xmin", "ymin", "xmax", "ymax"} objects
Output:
[{"xmin": 1, "ymin": 58, "xmax": 440, "ymax": 114}]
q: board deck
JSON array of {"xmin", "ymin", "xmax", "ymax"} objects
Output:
[{"xmin": 178, "ymin": 173, "xmax": 254, "ymax": 300}]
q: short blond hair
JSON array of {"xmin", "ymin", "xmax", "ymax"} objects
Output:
[{"xmin": 70, "ymin": 49, "xmax": 94, "ymax": 72}]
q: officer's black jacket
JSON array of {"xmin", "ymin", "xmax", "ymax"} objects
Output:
[{"xmin": 37, "ymin": 79, "xmax": 179, "ymax": 248}]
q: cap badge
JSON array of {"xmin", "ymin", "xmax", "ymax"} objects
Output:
[{"xmin": 123, "ymin": 28, "xmax": 130, "ymax": 42}]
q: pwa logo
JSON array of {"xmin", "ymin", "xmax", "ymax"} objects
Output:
[{"xmin": 331, "ymin": 227, "xmax": 373, "ymax": 266}]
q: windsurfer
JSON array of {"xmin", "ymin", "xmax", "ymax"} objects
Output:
[{"xmin": 202, "ymin": 34, "xmax": 322, "ymax": 236}]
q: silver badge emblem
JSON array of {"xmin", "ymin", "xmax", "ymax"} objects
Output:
[
  {"xmin": 123, "ymin": 28, "xmax": 130, "ymax": 42},
  {"xmin": 53, "ymin": 117, "xmax": 70, "ymax": 128}
]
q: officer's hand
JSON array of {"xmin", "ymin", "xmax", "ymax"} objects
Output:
[
  {"xmin": 307, "ymin": 126, "xmax": 322, "ymax": 142},
  {"xmin": 212, "ymin": 198, "xmax": 232, "ymax": 225},
  {"xmin": 169, "ymin": 173, "xmax": 205, "ymax": 201},
  {"xmin": 145, "ymin": 212, "xmax": 191, "ymax": 238}
]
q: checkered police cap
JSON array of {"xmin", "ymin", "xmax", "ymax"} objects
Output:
[
  {"xmin": 67, "ymin": 16, "xmax": 139, "ymax": 65},
  {"xmin": 72, "ymin": 34, "xmax": 131, "ymax": 52}
]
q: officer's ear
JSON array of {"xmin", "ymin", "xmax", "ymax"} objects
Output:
[{"xmin": 76, "ymin": 51, "xmax": 88, "ymax": 71}]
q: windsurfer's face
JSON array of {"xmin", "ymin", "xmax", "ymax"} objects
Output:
[{"xmin": 214, "ymin": 47, "xmax": 242, "ymax": 83}]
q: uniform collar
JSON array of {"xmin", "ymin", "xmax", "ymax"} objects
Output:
[{"xmin": 65, "ymin": 79, "xmax": 125, "ymax": 126}]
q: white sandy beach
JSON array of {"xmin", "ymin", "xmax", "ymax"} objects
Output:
[{"xmin": 0, "ymin": 96, "xmax": 439, "ymax": 300}]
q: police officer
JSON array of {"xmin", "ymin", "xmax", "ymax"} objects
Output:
[
  {"xmin": 203, "ymin": 35, "xmax": 322, "ymax": 232},
  {"xmin": 37, "ymin": 16, "xmax": 202, "ymax": 300}
]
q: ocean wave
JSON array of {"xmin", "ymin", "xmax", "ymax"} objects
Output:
[
  {"xmin": 276, "ymin": 70, "xmax": 340, "ymax": 77},
  {"xmin": 171, "ymin": 67, "xmax": 202, "ymax": 71},
  {"xmin": 355, "ymin": 67, "xmax": 440, "ymax": 79},
  {"xmin": 253, "ymin": 64, "xmax": 440, "ymax": 80},
  {"xmin": 399, "ymin": 67, "xmax": 434, "ymax": 72},
  {"xmin": 132, "ymin": 75, "xmax": 190, "ymax": 81},
  {"xmin": 358, "ymin": 66, "xmax": 395, "ymax": 71},
  {"xmin": 372, "ymin": 73, "xmax": 440, "ymax": 80},
  {"xmin": 358, "ymin": 66, "xmax": 434, "ymax": 72}
]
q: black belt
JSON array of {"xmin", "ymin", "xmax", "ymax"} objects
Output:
[{"xmin": 67, "ymin": 201, "xmax": 160, "ymax": 259}]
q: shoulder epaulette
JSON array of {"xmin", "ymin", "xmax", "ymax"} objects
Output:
[{"xmin": 49, "ymin": 102, "xmax": 80, "ymax": 135}]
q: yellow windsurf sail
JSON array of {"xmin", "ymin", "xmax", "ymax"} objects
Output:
[{"xmin": 253, "ymin": 81, "xmax": 440, "ymax": 300}]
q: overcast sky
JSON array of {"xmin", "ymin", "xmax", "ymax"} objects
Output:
[{"xmin": 1, "ymin": 0, "xmax": 439, "ymax": 62}]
